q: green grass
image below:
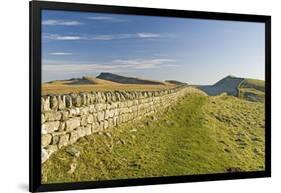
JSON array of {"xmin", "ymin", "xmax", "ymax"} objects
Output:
[
  {"xmin": 238, "ymin": 78, "xmax": 265, "ymax": 102},
  {"xmin": 42, "ymin": 93, "xmax": 265, "ymax": 183}
]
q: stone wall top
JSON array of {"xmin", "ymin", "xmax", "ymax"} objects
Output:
[{"xmin": 41, "ymin": 85, "xmax": 187, "ymax": 112}]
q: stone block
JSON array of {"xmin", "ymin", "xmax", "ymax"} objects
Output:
[
  {"xmin": 97, "ymin": 111, "xmax": 105, "ymax": 122},
  {"xmin": 92, "ymin": 122, "xmax": 100, "ymax": 133},
  {"xmin": 65, "ymin": 95, "xmax": 72, "ymax": 108},
  {"xmin": 87, "ymin": 114, "xmax": 94, "ymax": 124},
  {"xmin": 50, "ymin": 96, "xmax": 59, "ymax": 110},
  {"xmin": 104, "ymin": 120, "xmax": 109, "ymax": 129},
  {"xmin": 42, "ymin": 121, "xmax": 60, "ymax": 134},
  {"xmin": 58, "ymin": 134, "xmax": 69, "ymax": 149},
  {"xmin": 41, "ymin": 96, "xmax": 50, "ymax": 111},
  {"xmin": 65, "ymin": 117, "xmax": 81, "ymax": 131},
  {"xmin": 58, "ymin": 95, "xmax": 66, "ymax": 110},
  {"xmin": 85, "ymin": 124, "xmax": 92, "ymax": 136},
  {"xmin": 44, "ymin": 111, "xmax": 62, "ymax": 121},
  {"xmin": 42, "ymin": 134, "xmax": 52, "ymax": 147},
  {"xmin": 69, "ymin": 130, "xmax": 79, "ymax": 144}
]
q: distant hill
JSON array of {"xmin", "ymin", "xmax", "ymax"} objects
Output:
[
  {"xmin": 198, "ymin": 76, "xmax": 244, "ymax": 96},
  {"xmin": 198, "ymin": 76, "xmax": 265, "ymax": 102},
  {"xmin": 42, "ymin": 73, "xmax": 178, "ymax": 95},
  {"xmin": 165, "ymin": 80, "xmax": 187, "ymax": 85},
  {"xmin": 97, "ymin": 72, "xmax": 165, "ymax": 85}
]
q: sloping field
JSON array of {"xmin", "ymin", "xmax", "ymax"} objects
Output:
[
  {"xmin": 42, "ymin": 76, "xmax": 176, "ymax": 95},
  {"xmin": 42, "ymin": 90, "xmax": 264, "ymax": 183},
  {"xmin": 238, "ymin": 79, "xmax": 265, "ymax": 102},
  {"xmin": 198, "ymin": 76, "xmax": 244, "ymax": 96}
]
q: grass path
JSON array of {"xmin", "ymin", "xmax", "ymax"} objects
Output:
[{"xmin": 42, "ymin": 93, "xmax": 264, "ymax": 183}]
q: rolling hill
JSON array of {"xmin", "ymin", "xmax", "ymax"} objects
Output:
[
  {"xmin": 198, "ymin": 76, "xmax": 244, "ymax": 96},
  {"xmin": 42, "ymin": 73, "xmax": 176, "ymax": 95},
  {"xmin": 238, "ymin": 78, "xmax": 265, "ymax": 102},
  {"xmin": 197, "ymin": 76, "xmax": 265, "ymax": 102},
  {"xmin": 97, "ymin": 72, "xmax": 165, "ymax": 85}
]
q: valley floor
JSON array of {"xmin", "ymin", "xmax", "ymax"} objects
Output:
[{"xmin": 42, "ymin": 92, "xmax": 265, "ymax": 183}]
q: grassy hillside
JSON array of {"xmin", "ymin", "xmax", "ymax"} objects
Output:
[
  {"xmin": 197, "ymin": 76, "xmax": 265, "ymax": 103},
  {"xmin": 42, "ymin": 91, "xmax": 264, "ymax": 183},
  {"xmin": 42, "ymin": 76, "xmax": 175, "ymax": 95},
  {"xmin": 238, "ymin": 78, "xmax": 265, "ymax": 102}
]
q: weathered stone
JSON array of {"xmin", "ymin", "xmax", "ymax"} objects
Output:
[
  {"xmin": 65, "ymin": 95, "xmax": 72, "ymax": 108},
  {"xmin": 61, "ymin": 110, "xmax": 70, "ymax": 120},
  {"xmin": 58, "ymin": 95, "xmax": 66, "ymax": 110},
  {"xmin": 92, "ymin": 122, "xmax": 100, "ymax": 133},
  {"xmin": 80, "ymin": 107, "xmax": 89, "ymax": 115},
  {"xmin": 108, "ymin": 118, "xmax": 114, "ymax": 128},
  {"xmin": 51, "ymin": 135, "xmax": 60, "ymax": 145},
  {"xmin": 42, "ymin": 134, "xmax": 52, "ymax": 147},
  {"xmin": 67, "ymin": 161, "xmax": 77, "ymax": 174},
  {"xmin": 77, "ymin": 127, "xmax": 86, "ymax": 138},
  {"xmin": 87, "ymin": 114, "xmax": 94, "ymax": 124},
  {"xmin": 97, "ymin": 111, "xmax": 105, "ymax": 122},
  {"xmin": 99, "ymin": 121, "xmax": 104, "ymax": 131},
  {"xmin": 44, "ymin": 111, "xmax": 62, "ymax": 121},
  {"xmin": 58, "ymin": 134, "xmax": 69, "ymax": 149},
  {"xmin": 85, "ymin": 124, "xmax": 92, "ymax": 136},
  {"xmin": 58, "ymin": 122, "xmax": 66, "ymax": 131},
  {"xmin": 81, "ymin": 115, "xmax": 88, "ymax": 126},
  {"xmin": 46, "ymin": 145, "xmax": 58, "ymax": 156},
  {"xmin": 71, "ymin": 93, "xmax": 82, "ymax": 107},
  {"xmin": 65, "ymin": 117, "xmax": 80, "ymax": 131},
  {"xmin": 41, "ymin": 96, "xmax": 50, "ymax": 111},
  {"xmin": 80, "ymin": 93, "xmax": 87, "ymax": 106},
  {"xmin": 69, "ymin": 108, "xmax": 80, "ymax": 117},
  {"xmin": 104, "ymin": 109, "xmax": 110, "ymax": 119},
  {"xmin": 113, "ymin": 116, "xmax": 118, "ymax": 126},
  {"xmin": 95, "ymin": 103, "xmax": 106, "ymax": 111},
  {"xmin": 86, "ymin": 93, "xmax": 92, "ymax": 104},
  {"xmin": 42, "ymin": 121, "xmax": 60, "ymax": 134},
  {"xmin": 50, "ymin": 96, "xmax": 59, "ymax": 110},
  {"xmin": 104, "ymin": 120, "xmax": 109, "ymax": 129},
  {"xmin": 42, "ymin": 148, "xmax": 49, "ymax": 163},
  {"xmin": 69, "ymin": 130, "xmax": 79, "ymax": 144},
  {"xmin": 66, "ymin": 146, "xmax": 80, "ymax": 157},
  {"xmin": 41, "ymin": 114, "xmax": 46, "ymax": 124},
  {"xmin": 88, "ymin": 105, "xmax": 96, "ymax": 113}
]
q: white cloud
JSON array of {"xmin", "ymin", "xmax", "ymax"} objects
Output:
[
  {"xmin": 137, "ymin": 33, "xmax": 161, "ymax": 38},
  {"xmin": 49, "ymin": 52, "xmax": 73, "ymax": 56},
  {"xmin": 43, "ymin": 32, "xmax": 174, "ymax": 41},
  {"xmin": 42, "ymin": 19, "xmax": 83, "ymax": 26},
  {"xmin": 43, "ymin": 34, "xmax": 82, "ymax": 40},
  {"xmin": 112, "ymin": 59, "xmax": 176, "ymax": 69},
  {"xmin": 89, "ymin": 35, "xmax": 114, "ymax": 40},
  {"xmin": 43, "ymin": 58, "xmax": 177, "ymax": 74},
  {"xmin": 87, "ymin": 16, "xmax": 126, "ymax": 22}
]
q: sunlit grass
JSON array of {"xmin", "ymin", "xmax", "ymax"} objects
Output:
[{"xmin": 42, "ymin": 93, "xmax": 265, "ymax": 183}]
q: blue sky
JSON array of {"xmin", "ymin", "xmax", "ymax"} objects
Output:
[{"xmin": 42, "ymin": 10, "xmax": 265, "ymax": 84}]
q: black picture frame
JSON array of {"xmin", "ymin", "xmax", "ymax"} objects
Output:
[{"xmin": 30, "ymin": 1, "xmax": 271, "ymax": 192}]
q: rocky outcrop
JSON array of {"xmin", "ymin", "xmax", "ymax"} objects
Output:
[{"xmin": 41, "ymin": 85, "xmax": 193, "ymax": 163}]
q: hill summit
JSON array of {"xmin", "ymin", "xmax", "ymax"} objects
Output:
[
  {"xmin": 198, "ymin": 76, "xmax": 244, "ymax": 96},
  {"xmin": 97, "ymin": 72, "xmax": 165, "ymax": 85}
]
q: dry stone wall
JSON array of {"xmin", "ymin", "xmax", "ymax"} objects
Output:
[{"xmin": 41, "ymin": 85, "xmax": 189, "ymax": 163}]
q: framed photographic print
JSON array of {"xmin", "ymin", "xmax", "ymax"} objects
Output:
[{"xmin": 29, "ymin": 1, "xmax": 271, "ymax": 192}]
